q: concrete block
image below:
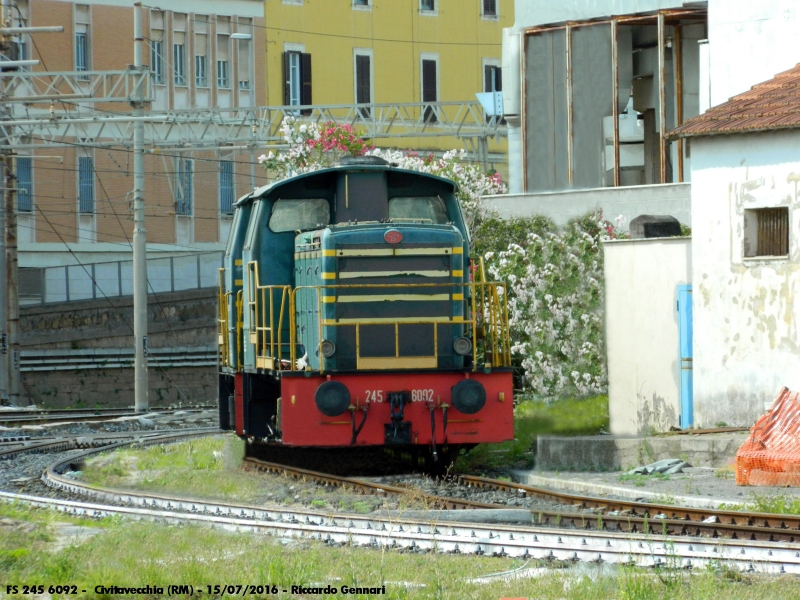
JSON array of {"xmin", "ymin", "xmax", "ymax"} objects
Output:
[{"xmin": 536, "ymin": 434, "xmax": 749, "ymax": 471}]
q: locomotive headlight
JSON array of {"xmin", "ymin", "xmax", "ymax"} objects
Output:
[
  {"xmin": 320, "ymin": 339, "xmax": 336, "ymax": 358},
  {"xmin": 315, "ymin": 381, "xmax": 351, "ymax": 417},
  {"xmin": 453, "ymin": 337, "xmax": 472, "ymax": 355},
  {"xmin": 451, "ymin": 379, "xmax": 486, "ymax": 414}
]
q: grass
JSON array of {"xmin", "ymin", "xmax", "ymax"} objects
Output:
[
  {"xmin": 617, "ymin": 472, "xmax": 671, "ymax": 487},
  {"xmin": 4, "ymin": 502, "xmax": 800, "ymax": 599},
  {"xmin": 453, "ymin": 395, "xmax": 609, "ymax": 473},
  {"xmin": 80, "ymin": 435, "xmax": 271, "ymax": 503}
]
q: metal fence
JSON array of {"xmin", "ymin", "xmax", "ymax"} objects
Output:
[{"xmin": 20, "ymin": 252, "xmax": 224, "ymax": 305}]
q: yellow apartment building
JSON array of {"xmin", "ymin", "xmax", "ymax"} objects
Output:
[{"xmin": 263, "ymin": 0, "xmax": 512, "ymax": 166}]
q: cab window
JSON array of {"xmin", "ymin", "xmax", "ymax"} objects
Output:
[
  {"xmin": 388, "ymin": 196, "xmax": 449, "ymax": 224},
  {"xmin": 268, "ymin": 198, "xmax": 330, "ymax": 233}
]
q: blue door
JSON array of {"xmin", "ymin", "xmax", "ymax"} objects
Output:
[{"xmin": 677, "ymin": 284, "xmax": 693, "ymax": 428}]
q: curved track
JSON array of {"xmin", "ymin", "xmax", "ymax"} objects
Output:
[{"xmin": 1, "ymin": 432, "xmax": 799, "ymax": 573}]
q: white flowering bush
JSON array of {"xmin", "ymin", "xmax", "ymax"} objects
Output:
[
  {"xmin": 480, "ymin": 212, "xmax": 623, "ymax": 400},
  {"xmin": 259, "ymin": 117, "xmax": 505, "ymax": 237}
]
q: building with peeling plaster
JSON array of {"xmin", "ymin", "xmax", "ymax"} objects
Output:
[
  {"xmin": 503, "ymin": 1, "xmax": 800, "ymax": 434},
  {"xmin": 668, "ymin": 65, "xmax": 800, "ymax": 429}
]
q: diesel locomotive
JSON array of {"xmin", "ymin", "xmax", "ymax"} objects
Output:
[{"xmin": 218, "ymin": 156, "xmax": 513, "ymax": 465}]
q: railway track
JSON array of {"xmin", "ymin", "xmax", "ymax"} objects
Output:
[
  {"xmin": 1, "ymin": 432, "xmax": 800, "ymax": 573},
  {"xmin": 243, "ymin": 457, "xmax": 800, "ymax": 543},
  {"xmin": 0, "ymin": 406, "xmax": 214, "ymax": 427},
  {"xmin": 0, "ymin": 428, "xmax": 219, "ymax": 460}
]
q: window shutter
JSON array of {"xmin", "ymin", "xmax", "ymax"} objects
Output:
[
  {"xmin": 78, "ymin": 156, "xmax": 94, "ymax": 214},
  {"xmin": 356, "ymin": 55, "xmax": 370, "ymax": 104},
  {"xmin": 282, "ymin": 52, "xmax": 291, "ymax": 105},
  {"xmin": 217, "ymin": 36, "xmax": 229, "ymax": 62},
  {"xmin": 195, "ymin": 34, "xmax": 207, "ymax": 56},
  {"xmin": 237, "ymin": 40, "xmax": 249, "ymax": 77},
  {"xmin": 17, "ymin": 157, "xmax": 32, "ymax": 212},
  {"xmin": 174, "ymin": 31, "xmax": 185, "ymax": 45},
  {"xmin": 300, "ymin": 52, "xmax": 312, "ymax": 114},
  {"xmin": 422, "ymin": 59, "xmax": 436, "ymax": 101},
  {"xmin": 151, "ymin": 10, "xmax": 164, "ymax": 31}
]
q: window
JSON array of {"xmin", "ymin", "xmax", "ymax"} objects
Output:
[
  {"xmin": 283, "ymin": 50, "xmax": 312, "ymax": 114},
  {"xmin": 388, "ymin": 197, "xmax": 449, "ymax": 224},
  {"xmin": 78, "ymin": 156, "xmax": 94, "ymax": 214},
  {"xmin": 421, "ymin": 56, "xmax": 438, "ymax": 123},
  {"xmin": 354, "ymin": 52, "xmax": 371, "ymax": 117},
  {"xmin": 268, "ymin": 198, "xmax": 329, "ymax": 233},
  {"xmin": 744, "ymin": 207, "xmax": 790, "ymax": 258},
  {"xmin": 217, "ymin": 34, "xmax": 230, "ymax": 88},
  {"xmin": 16, "ymin": 157, "xmax": 32, "ymax": 213},
  {"xmin": 175, "ymin": 159, "xmax": 193, "ymax": 216},
  {"xmin": 482, "ymin": 0, "xmax": 497, "ymax": 17},
  {"xmin": 484, "ymin": 63, "xmax": 502, "ymax": 92},
  {"xmin": 237, "ymin": 18, "xmax": 253, "ymax": 91},
  {"xmin": 150, "ymin": 10, "xmax": 164, "ymax": 84},
  {"xmin": 151, "ymin": 40, "xmax": 164, "ymax": 84},
  {"xmin": 195, "ymin": 55, "xmax": 207, "ymax": 87},
  {"xmin": 173, "ymin": 13, "xmax": 187, "ymax": 86},
  {"xmin": 12, "ymin": 0, "xmax": 29, "ymax": 71},
  {"xmin": 219, "ymin": 161, "xmax": 235, "ymax": 215},
  {"xmin": 173, "ymin": 43, "xmax": 186, "ymax": 85},
  {"xmin": 195, "ymin": 16, "xmax": 208, "ymax": 87},
  {"xmin": 420, "ymin": 0, "xmax": 435, "ymax": 12},
  {"xmin": 353, "ymin": 0, "xmax": 370, "ymax": 7},
  {"xmin": 75, "ymin": 5, "xmax": 90, "ymax": 74}
]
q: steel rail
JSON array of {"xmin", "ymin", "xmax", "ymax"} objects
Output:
[
  {"xmin": 8, "ymin": 434, "xmax": 796, "ymax": 572},
  {"xmin": 4, "ymin": 431, "xmax": 800, "ymax": 573},
  {"xmin": 460, "ymin": 475, "xmax": 800, "ymax": 535},
  {"xmin": 242, "ymin": 459, "xmax": 800, "ymax": 543},
  {"xmin": 0, "ymin": 406, "xmax": 214, "ymax": 426},
  {"xmin": 21, "ymin": 433, "xmax": 800, "ymax": 574},
  {"xmin": 242, "ymin": 457, "xmax": 499, "ymax": 510},
  {"xmin": 7, "ymin": 489, "xmax": 800, "ymax": 572},
  {"xmin": 0, "ymin": 427, "xmax": 219, "ymax": 459},
  {"xmin": 21, "ymin": 472, "xmax": 800, "ymax": 573}
]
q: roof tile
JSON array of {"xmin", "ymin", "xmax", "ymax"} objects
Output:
[{"xmin": 667, "ymin": 64, "xmax": 800, "ymax": 139}]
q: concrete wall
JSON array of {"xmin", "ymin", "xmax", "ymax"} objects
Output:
[
  {"xmin": 19, "ymin": 287, "xmax": 218, "ymax": 406},
  {"xmin": 691, "ymin": 131, "xmax": 800, "ymax": 428},
  {"xmin": 482, "ymin": 183, "xmax": 691, "ymax": 230},
  {"xmin": 20, "ymin": 288, "xmax": 216, "ymax": 349},
  {"xmin": 604, "ymin": 237, "xmax": 691, "ymax": 435},
  {"xmin": 23, "ymin": 366, "xmax": 216, "ymax": 409}
]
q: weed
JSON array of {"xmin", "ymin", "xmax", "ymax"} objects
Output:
[{"xmin": 453, "ymin": 395, "xmax": 609, "ymax": 472}]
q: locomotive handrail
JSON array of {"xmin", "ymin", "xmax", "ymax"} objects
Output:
[
  {"xmin": 246, "ymin": 262, "xmax": 292, "ymax": 371},
  {"xmin": 289, "ymin": 280, "xmax": 510, "ymax": 374},
  {"xmin": 217, "ymin": 268, "xmax": 231, "ymax": 368}
]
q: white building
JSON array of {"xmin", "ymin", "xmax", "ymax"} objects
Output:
[
  {"xmin": 502, "ymin": 0, "xmax": 800, "ymax": 433},
  {"xmin": 668, "ymin": 65, "xmax": 800, "ymax": 428}
]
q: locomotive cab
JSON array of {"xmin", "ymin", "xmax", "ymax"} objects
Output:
[{"xmin": 218, "ymin": 157, "xmax": 513, "ymax": 461}]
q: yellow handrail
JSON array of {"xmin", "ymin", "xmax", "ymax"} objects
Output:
[
  {"xmin": 217, "ymin": 268, "xmax": 231, "ymax": 368},
  {"xmin": 247, "ymin": 261, "xmax": 292, "ymax": 370},
  {"xmin": 242, "ymin": 260, "xmax": 510, "ymax": 373},
  {"xmin": 290, "ymin": 280, "xmax": 511, "ymax": 373}
]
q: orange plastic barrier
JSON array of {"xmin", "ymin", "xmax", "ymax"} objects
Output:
[{"xmin": 736, "ymin": 387, "xmax": 800, "ymax": 486}]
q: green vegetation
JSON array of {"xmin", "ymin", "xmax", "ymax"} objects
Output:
[
  {"xmin": 2, "ymin": 503, "xmax": 800, "ymax": 599},
  {"xmin": 617, "ymin": 472, "xmax": 671, "ymax": 487},
  {"xmin": 454, "ymin": 395, "xmax": 609, "ymax": 473}
]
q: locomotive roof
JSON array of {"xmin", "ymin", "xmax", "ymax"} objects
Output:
[{"xmin": 236, "ymin": 164, "xmax": 458, "ymax": 208}]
